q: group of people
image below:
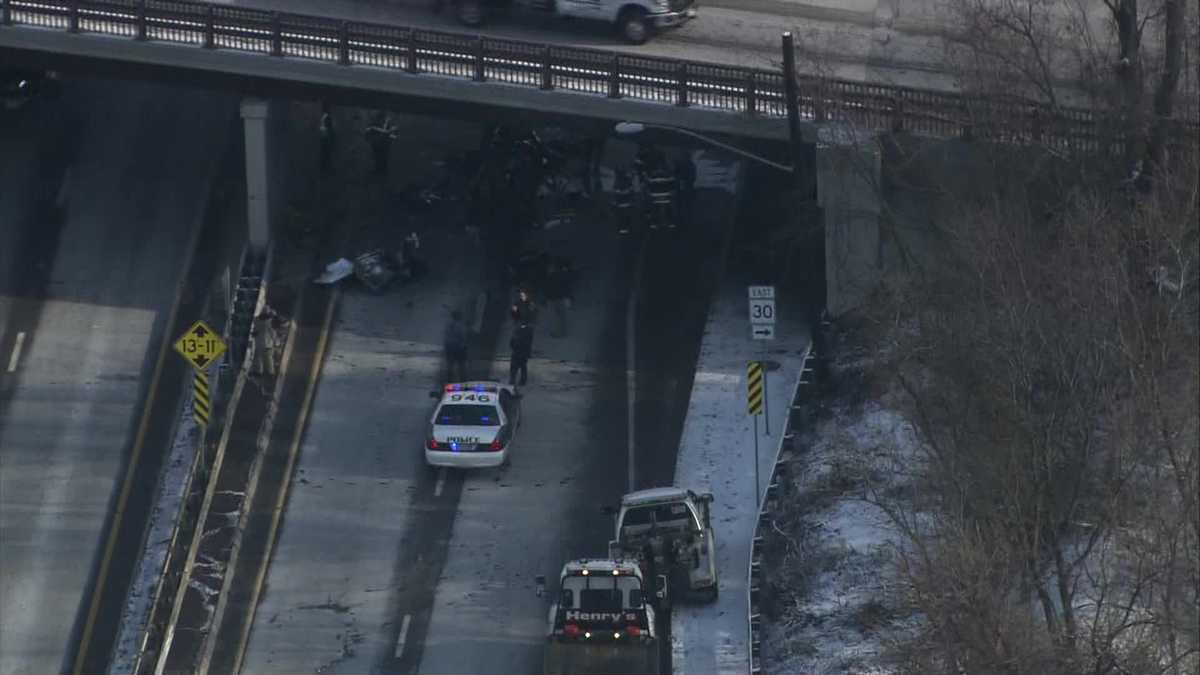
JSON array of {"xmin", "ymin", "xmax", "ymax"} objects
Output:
[
  {"xmin": 612, "ymin": 143, "xmax": 697, "ymax": 235},
  {"xmin": 442, "ymin": 257, "xmax": 576, "ymax": 389},
  {"xmin": 316, "ymin": 105, "xmax": 400, "ymax": 177}
]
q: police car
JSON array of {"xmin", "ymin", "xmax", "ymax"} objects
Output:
[{"xmin": 425, "ymin": 381, "xmax": 521, "ymax": 468}]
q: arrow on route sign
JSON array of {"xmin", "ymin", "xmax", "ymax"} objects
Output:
[
  {"xmin": 751, "ymin": 324, "xmax": 776, "ymax": 340},
  {"xmin": 173, "ymin": 320, "xmax": 227, "ymax": 371}
]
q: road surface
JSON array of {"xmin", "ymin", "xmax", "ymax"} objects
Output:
[{"xmin": 0, "ymin": 78, "xmax": 235, "ymax": 675}]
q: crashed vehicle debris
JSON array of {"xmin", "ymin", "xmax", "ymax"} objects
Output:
[{"xmin": 607, "ymin": 487, "xmax": 719, "ymax": 605}]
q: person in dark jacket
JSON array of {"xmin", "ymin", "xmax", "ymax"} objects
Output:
[
  {"xmin": 612, "ymin": 167, "xmax": 637, "ymax": 235},
  {"xmin": 509, "ymin": 325, "xmax": 533, "ymax": 387},
  {"xmin": 319, "ymin": 104, "xmax": 336, "ymax": 174},
  {"xmin": 674, "ymin": 151, "xmax": 697, "ymax": 229},
  {"xmin": 544, "ymin": 257, "xmax": 575, "ymax": 338},
  {"xmin": 365, "ymin": 111, "xmax": 397, "ymax": 176},
  {"xmin": 443, "ymin": 310, "xmax": 469, "ymax": 383},
  {"xmin": 510, "ymin": 287, "xmax": 539, "ymax": 328}
]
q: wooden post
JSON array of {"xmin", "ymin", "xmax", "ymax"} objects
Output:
[
  {"xmin": 608, "ymin": 55, "xmax": 621, "ymax": 99},
  {"xmin": 675, "ymin": 62, "xmax": 688, "ymax": 107},
  {"xmin": 540, "ymin": 45, "xmax": 552, "ymax": 90},
  {"xmin": 135, "ymin": 0, "xmax": 147, "ymax": 41},
  {"xmin": 745, "ymin": 72, "xmax": 757, "ymax": 116},
  {"xmin": 271, "ymin": 12, "xmax": 282, "ymax": 56},
  {"xmin": 338, "ymin": 21, "xmax": 349, "ymax": 65},
  {"xmin": 406, "ymin": 29, "xmax": 418, "ymax": 73},
  {"xmin": 473, "ymin": 36, "xmax": 485, "ymax": 82},
  {"xmin": 782, "ymin": 32, "xmax": 803, "ymax": 187},
  {"xmin": 204, "ymin": 5, "xmax": 215, "ymax": 49}
]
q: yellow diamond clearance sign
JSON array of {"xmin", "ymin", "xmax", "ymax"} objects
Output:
[{"xmin": 173, "ymin": 320, "xmax": 227, "ymax": 370}]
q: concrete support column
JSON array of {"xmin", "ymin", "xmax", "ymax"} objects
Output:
[
  {"xmin": 816, "ymin": 123, "xmax": 882, "ymax": 317},
  {"xmin": 240, "ymin": 98, "xmax": 277, "ymax": 253}
]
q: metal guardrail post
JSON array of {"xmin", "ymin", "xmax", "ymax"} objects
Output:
[
  {"xmin": 271, "ymin": 12, "xmax": 282, "ymax": 56},
  {"xmin": 473, "ymin": 36, "xmax": 485, "ymax": 82},
  {"xmin": 67, "ymin": 0, "xmax": 80, "ymax": 33},
  {"xmin": 539, "ymin": 46, "xmax": 552, "ymax": 90},
  {"xmin": 406, "ymin": 28, "xmax": 418, "ymax": 73},
  {"xmin": 338, "ymin": 21, "xmax": 349, "ymax": 65},
  {"xmin": 2, "ymin": 0, "xmax": 12, "ymax": 27},
  {"xmin": 204, "ymin": 5, "xmax": 215, "ymax": 49},
  {"xmin": 135, "ymin": 0, "xmax": 146, "ymax": 41},
  {"xmin": 890, "ymin": 97, "xmax": 903, "ymax": 133},
  {"xmin": 745, "ymin": 73, "xmax": 757, "ymax": 116},
  {"xmin": 607, "ymin": 55, "xmax": 620, "ymax": 99},
  {"xmin": 675, "ymin": 62, "xmax": 688, "ymax": 107}
]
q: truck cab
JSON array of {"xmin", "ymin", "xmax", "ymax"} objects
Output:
[
  {"xmin": 607, "ymin": 487, "xmax": 718, "ymax": 603},
  {"xmin": 451, "ymin": 0, "xmax": 697, "ymax": 45},
  {"xmin": 537, "ymin": 559, "xmax": 661, "ymax": 675}
]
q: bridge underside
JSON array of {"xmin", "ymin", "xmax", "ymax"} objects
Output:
[{"xmin": 0, "ymin": 29, "xmax": 799, "ymax": 144}]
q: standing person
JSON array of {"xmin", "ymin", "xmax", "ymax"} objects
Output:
[
  {"xmin": 443, "ymin": 310, "xmax": 469, "ymax": 383},
  {"xmin": 365, "ymin": 111, "xmax": 397, "ymax": 177},
  {"xmin": 646, "ymin": 164, "xmax": 677, "ymax": 231},
  {"xmin": 319, "ymin": 104, "xmax": 336, "ymax": 175},
  {"xmin": 674, "ymin": 151, "xmax": 696, "ymax": 229},
  {"xmin": 508, "ymin": 324, "xmax": 533, "ymax": 387},
  {"xmin": 612, "ymin": 167, "xmax": 637, "ymax": 236},
  {"xmin": 510, "ymin": 287, "xmax": 539, "ymax": 328},
  {"xmin": 543, "ymin": 258, "xmax": 571, "ymax": 338},
  {"xmin": 251, "ymin": 305, "xmax": 281, "ymax": 377}
]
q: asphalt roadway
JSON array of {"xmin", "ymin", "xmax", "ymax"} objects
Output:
[
  {"xmin": 229, "ymin": 110, "xmax": 733, "ymax": 674},
  {"xmin": 0, "ymin": 78, "xmax": 236, "ymax": 674}
]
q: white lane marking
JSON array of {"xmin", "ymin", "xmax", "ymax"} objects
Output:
[
  {"xmin": 7, "ymin": 332, "xmax": 26, "ymax": 372},
  {"xmin": 472, "ymin": 292, "xmax": 487, "ymax": 334},
  {"xmin": 626, "ymin": 238, "xmax": 649, "ymax": 492},
  {"xmin": 434, "ymin": 468, "xmax": 447, "ymax": 497},
  {"xmin": 394, "ymin": 613, "xmax": 413, "ymax": 658},
  {"xmin": 56, "ymin": 167, "xmax": 72, "ymax": 209}
]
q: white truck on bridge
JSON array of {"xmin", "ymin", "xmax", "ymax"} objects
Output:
[{"xmin": 449, "ymin": 0, "xmax": 696, "ymax": 44}]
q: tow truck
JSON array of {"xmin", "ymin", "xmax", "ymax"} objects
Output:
[
  {"xmin": 536, "ymin": 559, "xmax": 663, "ymax": 675},
  {"xmin": 606, "ymin": 487, "xmax": 718, "ymax": 604},
  {"xmin": 449, "ymin": 0, "xmax": 696, "ymax": 45}
]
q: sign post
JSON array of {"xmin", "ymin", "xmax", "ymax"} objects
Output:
[
  {"xmin": 173, "ymin": 320, "xmax": 227, "ymax": 431},
  {"xmin": 748, "ymin": 285, "xmax": 776, "ymax": 433},
  {"xmin": 747, "ymin": 361, "xmax": 765, "ymax": 505}
]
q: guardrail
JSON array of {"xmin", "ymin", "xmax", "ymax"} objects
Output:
[
  {"xmin": 747, "ymin": 350, "xmax": 814, "ymax": 673},
  {"xmin": 4, "ymin": 0, "xmax": 1195, "ymax": 152}
]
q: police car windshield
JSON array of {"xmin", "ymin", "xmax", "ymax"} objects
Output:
[{"xmin": 437, "ymin": 404, "xmax": 499, "ymax": 426}]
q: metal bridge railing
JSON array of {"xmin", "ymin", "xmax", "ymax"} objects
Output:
[{"xmin": 3, "ymin": 0, "xmax": 1196, "ymax": 152}]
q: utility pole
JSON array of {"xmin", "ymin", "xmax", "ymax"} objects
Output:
[{"xmin": 782, "ymin": 32, "xmax": 804, "ymax": 190}]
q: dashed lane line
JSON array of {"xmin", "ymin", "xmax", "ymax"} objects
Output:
[
  {"xmin": 434, "ymin": 468, "xmax": 447, "ymax": 498},
  {"xmin": 6, "ymin": 332, "xmax": 25, "ymax": 372},
  {"xmin": 394, "ymin": 614, "xmax": 413, "ymax": 659}
]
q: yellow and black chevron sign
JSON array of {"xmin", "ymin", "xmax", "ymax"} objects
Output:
[
  {"xmin": 747, "ymin": 361, "xmax": 764, "ymax": 416},
  {"xmin": 193, "ymin": 371, "xmax": 211, "ymax": 427}
]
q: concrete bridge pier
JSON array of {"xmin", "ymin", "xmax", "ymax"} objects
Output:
[
  {"xmin": 240, "ymin": 98, "xmax": 286, "ymax": 253},
  {"xmin": 817, "ymin": 124, "xmax": 882, "ymax": 317}
]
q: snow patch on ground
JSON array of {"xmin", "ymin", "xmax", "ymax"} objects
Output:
[{"xmin": 762, "ymin": 357, "xmax": 926, "ymax": 675}]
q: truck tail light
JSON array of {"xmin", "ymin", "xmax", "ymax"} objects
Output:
[
  {"xmin": 427, "ymin": 438, "xmax": 439, "ymax": 450},
  {"xmin": 626, "ymin": 625, "xmax": 642, "ymax": 637},
  {"xmin": 563, "ymin": 623, "xmax": 580, "ymax": 638},
  {"xmin": 488, "ymin": 439, "xmax": 502, "ymax": 451}
]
